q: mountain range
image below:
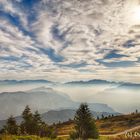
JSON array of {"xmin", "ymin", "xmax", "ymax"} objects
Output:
[
  {"xmin": 65, "ymin": 79, "xmax": 140, "ymax": 88},
  {"xmin": 0, "ymin": 86, "xmax": 116, "ymax": 120},
  {"xmin": 0, "ymin": 79, "xmax": 53, "ymax": 85},
  {"xmin": 0, "ymin": 79, "xmax": 140, "ymax": 87},
  {"xmin": 0, "ymin": 79, "xmax": 139, "ymax": 117}
]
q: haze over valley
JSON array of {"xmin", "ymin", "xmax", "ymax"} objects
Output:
[{"xmin": 0, "ymin": 79, "xmax": 140, "ymax": 120}]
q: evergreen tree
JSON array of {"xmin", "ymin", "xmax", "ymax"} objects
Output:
[
  {"xmin": 33, "ymin": 111, "xmax": 42, "ymax": 135},
  {"xmin": 97, "ymin": 116, "xmax": 100, "ymax": 120},
  {"xmin": 4, "ymin": 116, "xmax": 18, "ymax": 135},
  {"xmin": 20, "ymin": 106, "xmax": 56, "ymax": 138},
  {"xmin": 101, "ymin": 114, "xmax": 105, "ymax": 119},
  {"xmin": 71, "ymin": 103, "xmax": 99, "ymax": 140},
  {"xmin": 22, "ymin": 105, "xmax": 32, "ymax": 121},
  {"xmin": 33, "ymin": 111, "xmax": 42, "ymax": 123},
  {"xmin": 20, "ymin": 105, "xmax": 34, "ymax": 135}
]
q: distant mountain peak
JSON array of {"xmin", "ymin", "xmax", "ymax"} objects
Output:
[
  {"xmin": 0, "ymin": 79, "xmax": 53, "ymax": 85},
  {"xmin": 65, "ymin": 79, "xmax": 117, "ymax": 85},
  {"xmin": 65, "ymin": 79, "xmax": 140, "ymax": 87},
  {"xmin": 28, "ymin": 86, "xmax": 53, "ymax": 92}
]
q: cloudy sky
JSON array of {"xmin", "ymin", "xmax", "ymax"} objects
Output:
[{"xmin": 0, "ymin": 0, "xmax": 140, "ymax": 83}]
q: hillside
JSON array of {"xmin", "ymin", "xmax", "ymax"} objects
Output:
[
  {"xmin": 56, "ymin": 113, "xmax": 140, "ymax": 136},
  {"xmin": 97, "ymin": 113, "xmax": 140, "ymax": 135}
]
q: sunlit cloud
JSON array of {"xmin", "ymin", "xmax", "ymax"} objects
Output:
[{"xmin": 0, "ymin": 0, "xmax": 140, "ymax": 83}]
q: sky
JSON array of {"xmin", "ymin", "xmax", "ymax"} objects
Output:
[{"xmin": 0, "ymin": 0, "xmax": 140, "ymax": 83}]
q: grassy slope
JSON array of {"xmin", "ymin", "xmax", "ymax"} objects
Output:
[
  {"xmin": 97, "ymin": 113, "xmax": 140, "ymax": 135},
  {"xmin": 56, "ymin": 113, "xmax": 140, "ymax": 135}
]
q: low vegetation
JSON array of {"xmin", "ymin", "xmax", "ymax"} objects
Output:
[{"xmin": 97, "ymin": 111, "xmax": 140, "ymax": 135}]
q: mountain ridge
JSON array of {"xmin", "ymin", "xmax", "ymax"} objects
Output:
[
  {"xmin": 65, "ymin": 79, "xmax": 140, "ymax": 86},
  {"xmin": 0, "ymin": 79, "xmax": 140, "ymax": 86}
]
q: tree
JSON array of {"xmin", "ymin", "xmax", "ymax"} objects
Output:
[
  {"xmin": 101, "ymin": 114, "xmax": 105, "ymax": 119},
  {"xmin": 32, "ymin": 111, "xmax": 42, "ymax": 135},
  {"xmin": 71, "ymin": 103, "xmax": 99, "ymax": 140},
  {"xmin": 4, "ymin": 116, "xmax": 18, "ymax": 135},
  {"xmin": 22, "ymin": 105, "xmax": 32, "ymax": 121},
  {"xmin": 20, "ymin": 106, "xmax": 56, "ymax": 138},
  {"xmin": 135, "ymin": 109, "xmax": 138, "ymax": 114},
  {"xmin": 33, "ymin": 111, "xmax": 42, "ymax": 124},
  {"xmin": 97, "ymin": 116, "xmax": 100, "ymax": 120},
  {"xmin": 20, "ymin": 105, "xmax": 34, "ymax": 135}
]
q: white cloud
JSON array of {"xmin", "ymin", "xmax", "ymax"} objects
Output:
[
  {"xmin": 0, "ymin": 0, "xmax": 140, "ymax": 82},
  {"xmin": 0, "ymin": 0, "xmax": 28, "ymax": 29}
]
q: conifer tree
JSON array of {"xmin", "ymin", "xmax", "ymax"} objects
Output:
[
  {"xmin": 71, "ymin": 103, "xmax": 99, "ymax": 140},
  {"xmin": 97, "ymin": 116, "xmax": 100, "ymax": 120},
  {"xmin": 4, "ymin": 116, "xmax": 18, "ymax": 135},
  {"xmin": 101, "ymin": 114, "xmax": 105, "ymax": 119},
  {"xmin": 135, "ymin": 109, "xmax": 138, "ymax": 114},
  {"xmin": 20, "ymin": 105, "xmax": 34, "ymax": 135},
  {"xmin": 33, "ymin": 111, "xmax": 42, "ymax": 135}
]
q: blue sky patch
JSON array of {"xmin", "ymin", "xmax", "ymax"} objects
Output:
[
  {"xmin": 39, "ymin": 47, "xmax": 64, "ymax": 62},
  {"xmin": 51, "ymin": 24, "xmax": 67, "ymax": 42},
  {"xmin": 0, "ymin": 10, "xmax": 20, "ymax": 27},
  {"xmin": 104, "ymin": 50, "xmax": 127, "ymax": 59},
  {"xmin": 62, "ymin": 62, "xmax": 87, "ymax": 68},
  {"xmin": 0, "ymin": 56, "xmax": 19, "ymax": 62},
  {"xmin": 96, "ymin": 59, "xmax": 135, "ymax": 68}
]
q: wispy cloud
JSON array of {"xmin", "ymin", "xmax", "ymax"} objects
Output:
[{"xmin": 0, "ymin": 0, "xmax": 140, "ymax": 82}]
